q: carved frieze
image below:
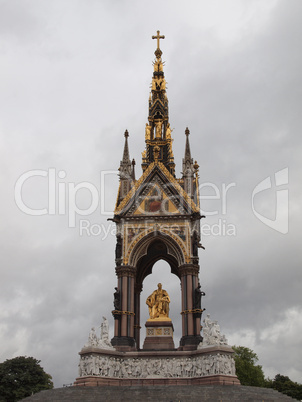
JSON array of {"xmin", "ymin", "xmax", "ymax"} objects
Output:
[{"xmin": 78, "ymin": 352, "xmax": 236, "ymax": 378}]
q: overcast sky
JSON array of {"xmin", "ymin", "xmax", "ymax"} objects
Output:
[{"xmin": 1, "ymin": 0, "xmax": 301, "ymax": 388}]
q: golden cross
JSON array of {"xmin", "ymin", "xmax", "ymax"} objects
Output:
[{"xmin": 152, "ymin": 30, "xmax": 165, "ymax": 49}]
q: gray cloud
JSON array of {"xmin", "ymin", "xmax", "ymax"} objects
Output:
[{"xmin": 0, "ymin": 0, "xmax": 301, "ymax": 387}]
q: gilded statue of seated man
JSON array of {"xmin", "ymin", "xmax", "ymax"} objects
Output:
[{"xmin": 146, "ymin": 283, "xmax": 170, "ymax": 319}]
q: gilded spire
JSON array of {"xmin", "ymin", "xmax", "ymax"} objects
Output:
[
  {"xmin": 141, "ymin": 31, "xmax": 175, "ymax": 176},
  {"xmin": 149, "ymin": 30, "xmax": 168, "ymax": 129}
]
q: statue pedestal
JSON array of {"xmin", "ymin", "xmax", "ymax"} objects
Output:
[
  {"xmin": 74, "ymin": 345, "xmax": 240, "ymax": 386},
  {"xmin": 143, "ymin": 318, "xmax": 175, "ymax": 350}
]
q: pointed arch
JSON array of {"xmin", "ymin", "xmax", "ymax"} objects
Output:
[{"xmin": 128, "ymin": 231, "xmax": 186, "ymax": 287}]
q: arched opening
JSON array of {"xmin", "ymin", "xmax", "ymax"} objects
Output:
[
  {"xmin": 140, "ymin": 260, "xmax": 181, "ymax": 349},
  {"xmin": 135, "ymin": 238, "xmax": 181, "ymax": 287},
  {"xmin": 113, "ymin": 232, "xmax": 201, "ymax": 351},
  {"xmin": 130, "ymin": 236, "xmax": 184, "ymax": 349}
]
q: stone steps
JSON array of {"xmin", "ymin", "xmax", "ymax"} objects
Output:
[{"xmin": 22, "ymin": 385, "xmax": 298, "ymax": 401}]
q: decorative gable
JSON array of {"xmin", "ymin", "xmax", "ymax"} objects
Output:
[{"xmin": 114, "ymin": 162, "xmax": 199, "ymax": 218}]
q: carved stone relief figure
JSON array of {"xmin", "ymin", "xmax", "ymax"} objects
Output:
[
  {"xmin": 98, "ymin": 316, "xmax": 114, "ymax": 349},
  {"xmin": 86, "ymin": 327, "xmax": 98, "ymax": 347},
  {"xmin": 78, "ymin": 352, "xmax": 237, "ymax": 379},
  {"xmin": 100, "ymin": 316, "xmax": 109, "ymax": 342}
]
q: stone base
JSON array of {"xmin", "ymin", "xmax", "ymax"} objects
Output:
[
  {"xmin": 74, "ymin": 374, "xmax": 240, "ymax": 387},
  {"xmin": 21, "ymin": 384, "xmax": 296, "ymax": 401},
  {"xmin": 74, "ymin": 345, "xmax": 240, "ymax": 387},
  {"xmin": 179, "ymin": 334, "xmax": 203, "ymax": 350},
  {"xmin": 143, "ymin": 320, "xmax": 175, "ymax": 350},
  {"xmin": 111, "ymin": 336, "xmax": 136, "ymax": 352}
]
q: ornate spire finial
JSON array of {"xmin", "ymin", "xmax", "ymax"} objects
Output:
[
  {"xmin": 122, "ymin": 130, "xmax": 130, "ymax": 164},
  {"xmin": 118, "ymin": 130, "xmax": 132, "ymax": 202},
  {"xmin": 131, "ymin": 158, "xmax": 136, "ymax": 180},
  {"xmin": 152, "ymin": 30, "xmax": 165, "ymax": 59},
  {"xmin": 182, "ymin": 127, "xmax": 194, "ymax": 196},
  {"xmin": 184, "ymin": 127, "xmax": 192, "ymax": 161},
  {"xmin": 152, "ymin": 30, "xmax": 165, "ymax": 50}
]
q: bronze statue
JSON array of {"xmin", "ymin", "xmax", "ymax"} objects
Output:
[
  {"xmin": 194, "ymin": 283, "xmax": 205, "ymax": 310},
  {"xmin": 192, "ymin": 232, "xmax": 200, "ymax": 256},
  {"xmin": 115, "ymin": 234, "xmax": 122, "ymax": 260},
  {"xmin": 114, "ymin": 287, "xmax": 121, "ymax": 310},
  {"xmin": 146, "ymin": 283, "xmax": 170, "ymax": 319}
]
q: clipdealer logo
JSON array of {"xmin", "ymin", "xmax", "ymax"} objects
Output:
[
  {"xmin": 14, "ymin": 168, "xmax": 289, "ymax": 235},
  {"xmin": 252, "ymin": 168, "xmax": 289, "ymax": 234}
]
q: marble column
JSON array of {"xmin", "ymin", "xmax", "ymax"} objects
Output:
[
  {"xmin": 111, "ymin": 265, "xmax": 136, "ymax": 350},
  {"xmin": 134, "ymin": 283, "xmax": 142, "ymax": 348},
  {"xmin": 179, "ymin": 264, "xmax": 202, "ymax": 349}
]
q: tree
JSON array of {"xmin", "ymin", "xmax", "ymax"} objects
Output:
[
  {"xmin": 268, "ymin": 374, "xmax": 302, "ymax": 400},
  {"xmin": 232, "ymin": 346, "xmax": 266, "ymax": 387},
  {"xmin": 0, "ymin": 356, "xmax": 53, "ymax": 401}
]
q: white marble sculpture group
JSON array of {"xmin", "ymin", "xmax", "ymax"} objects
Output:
[
  {"xmin": 198, "ymin": 314, "xmax": 228, "ymax": 347},
  {"xmin": 79, "ymin": 314, "xmax": 236, "ymax": 379},
  {"xmin": 85, "ymin": 316, "xmax": 114, "ymax": 350}
]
